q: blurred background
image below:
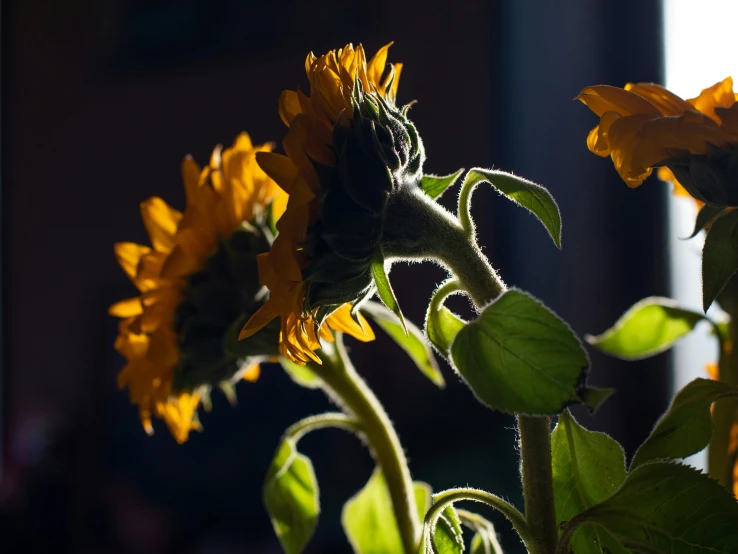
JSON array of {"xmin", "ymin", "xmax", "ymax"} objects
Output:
[{"xmin": 2, "ymin": 0, "xmax": 705, "ymax": 552}]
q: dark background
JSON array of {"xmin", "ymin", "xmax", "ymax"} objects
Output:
[{"xmin": 1, "ymin": 0, "xmax": 670, "ymax": 552}]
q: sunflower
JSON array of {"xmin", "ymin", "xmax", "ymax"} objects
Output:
[
  {"xmin": 110, "ymin": 133, "xmax": 287, "ymax": 443},
  {"xmin": 578, "ymin": 77, "xmax": 738, "ymax": 206},
  {"xmin": 240, "ymin": 43, "xmax": 426, "ymax": 364}
]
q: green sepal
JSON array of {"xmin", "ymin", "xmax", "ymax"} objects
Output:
[
  {"xmin": 631, "ymin": 378, "xmax": 738, "ymax": 469},
  {"xmin": 371, "ymin": 250, "xmax": 407, "ymax": 335},
  {"xmin": 361, "ymin": 300, "xmax": 445, "ymax": 387},
  {"xmin": 450, "ymin": 289, "xmax": 590, "ymax": 415},
  {"xmin": 587, "ymin": 297, "xmax": 708, "ymax": 360},
  {"xmin": 420, "ymin": 169, "xmax": 465, "ymax": 200},
  {"xmin": 263, "ymin": 438, "xmax": 320, "ymax": 554},
  {"xmin": 279, "ymin": 357, "xmax": 322, "ymax": 389},
  {"xmin": 563, "ymin": 462, "xmax": 738, "ymax": 554},
  {"xmin": 425, "ymin": 283, "xmax": 466, "ymax": 356},
  {"xmin": 341, "ymin": 469, "xmax": 431, "ymax": 554},
  {"xmin": 685, "ymin": 204, "xmax": 727, "ymax": 239},
  {"xmin": 461, "ymin": 168, "xmax": 562, "ymax": 249},
  {"xmin": 702, "ymin": 209, "xmax": 738, "ymax": 311},
  {"xmin": 551, "ymin": 412, "xmax": 627, "ymax": 554}
]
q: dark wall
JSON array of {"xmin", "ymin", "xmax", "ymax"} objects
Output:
[{"xmin": 2, "ymin": 1, "xmax": 667, "ymax": 552}]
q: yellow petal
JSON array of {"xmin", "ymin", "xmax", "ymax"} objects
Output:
[
  {"xmin": 625, "ymin": 83, "xmax": 692, "ymax": 116},
  {"xmin": 689, "ymin": 77, "xmax": 735, "ymax": 122},
  {"xmin": 577, "ymin": 85, "xmax": 662, "ymax": 118},
  {"xmin": 241, "ymin": 363, "xmax": 261, "ymax": 382},
  {"xmin": 367, "ymin": 42, "xmax": 393, "ymax": 87},
  {"xmin": 115, "ymin": 242, "xmax": 151, "ymax": 282},
  {"xmin": 326, "ymin": 304, "xmax": 375, "ymax": 342},
  {"xmin": 140, "ymin": 197, "xmax": 181, "ymax": 252},
  {"xmin": 256, "ymin": 151, "xmax": 300, "ymax": 194},
  {"xmin": 279, "ymin": 91, "xmax": 303, "ymax": 127},
  {"xmin": 109, "ymin": 297, "xmax": 143, "ymax": 318},
  {"xmin": 181, "ymin": 155, "xmax": 201, "ymax": 207}
]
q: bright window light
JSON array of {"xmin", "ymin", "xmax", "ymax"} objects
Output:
[{"xmin": 663, "ymin": 0, "xmax": 738, "ymax": 469}]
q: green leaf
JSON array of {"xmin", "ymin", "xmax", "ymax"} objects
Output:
[
  {"xmin": 685, "ymin": 204, "xmax": 727, "ymax": 239},
  {"xmin": 361, "ymin": 301, "xmax": 444, "ymax": 387},
  {"xmin": 631, "ymin": 378, "xmax": 738, "ymax": 469},
  {"xmin": 450, "ymin": 289, "xmax": 590, "ymax": 414},
  {"xmin": 263, "ymin": 439, "xmax": 320, "ymax": 554},
  {"xmin": 470, "ymin": 531, "xmax": 503, "ymax": 554},
  {"xmin": 420, "ymin": 169, "xmax": 465, "ymax": 200},
  {"xmin": 702, "ymin": 209, "xmax": 738, "ymax": 311},
  {"xmin": 371, "ymin": 251, "xmax": 407, "ymax": 335},
  {"xmin": 587, "ymin": 297, "xmax": 708, "ymax": 360},
  {"xmin": 580, "ymin": 386, "xmax": 615, "ymax": 413},
  {"xmin": 343, "ymin": 470, "xmax": 431, "ymax": 554},
  {"xmin": 433, "ymin": 505, "xmax": 465, "ymax": 554},
  {"xmin": 463, "ymin": 168, "xmax": 562, "ymax": 249},
  {"xmin": 570, "ymin": 463, "xmax": 738, "ymax": 553},
  {"xmin": 279, "ymin": 357, "xmax": 322, "ymax": 389},
  {"xmin": 426, "ymin": 305, "xmax": 466, "ymax": 356},
  {"xmin": 551, "ymin": 412, "xmax": 628, "ymax": 554}
]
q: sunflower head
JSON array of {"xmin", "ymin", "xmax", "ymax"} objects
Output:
[
  {"xmin": 241, "ymin": 43, "xmax": 430, "ymax": 364},
  {"xmin": 111, "ymin": 133, "xmax": 286, "ymax": 443},
  {"xmin": 578, "ymin": 77, "xmax": 738, "ymax": 206}
]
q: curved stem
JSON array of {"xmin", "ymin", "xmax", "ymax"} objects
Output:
[
  {"xmin": 423, "ymin": 488, "xmax": 532, "ymax": 551},
  {"xmin": 455, "ymin": 509, "xmax": 504, "ymax": 554},
  {"xmin": 310, "ymin": 336, "xmax": 420, "ymax": 554},
  {"xmin": 285, "ymin": 412, "xmax": 362, "ymax": 443}
]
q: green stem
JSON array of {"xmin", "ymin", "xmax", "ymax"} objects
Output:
[
  {"xmin": 424, "ymin": 488, "xmax": 532, "ymax": 551},
  {"xmin": 285, "ymin": 412, "xmax": 363, "ymax": 443},
  {"xmin": 518, "ymin": 416, "xmax": 558, "ymax": 554},
  {"xmin": 709, "ymin": 315, "xmax": 738, "ymax": 490},
  {"xmin": 309, "ymin": 336, "xmax": 420, "ymax": 554}
]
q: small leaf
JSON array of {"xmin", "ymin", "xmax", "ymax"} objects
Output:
[
  {"xmin": 361, "ymin": 301, "xmax": 444, "ymax": 387},
  {"xmin": 570, "ymin": 463, "xmax": 738, "ymax": 554},
  {"xmin": 685, "ymin": 204, "xmax": 727, "ymax": 239},
  {"xmin": 703, "ymin": 209, "xmax": 738, "ymax": 311},
  {"xmin": 426, "ymin": 305, "xmax": 466, "ymax": 356},
  {"xmin": 587, "ymin": 297, "xmax": 708, "ymax": 360},
  {"xmin": 420, "ymin": 169, "xmax": 465, "ymax": 200},
  {"xmin": 450, "ymin": 289, "xmax": 590, "ymax": 414},
  {"xmin": 551, "ymin": 412, "xmax": 628, "ymax": 554},
  {"xmin": 463, "ymin": 168, "xmax": 562, "ymax": 248},
  {"xmin": 263, "ymin": 439, "xmax": 320, "ymax": 554},
  {"xmin": 371, "ymin": 251, "xmax": 407, "ymax": 335},
  {"xmin": 580, "ymin": 386, "xmax": 614, "ymax": 413},
  {"xmin": 470, "ymin": 531, "xmax": 503, "ymax": 554},
  {"xmin": 279, "ymin": 357, "xmax": 322, "ymax": 389},
  {"xmin": 433, "ymin": 505, "xmax": 465, "ymax": 554},
  {"xmin": 343, "ymin": 470, "xmax": 429, "ymax": 554},
  {"xmin": 631, "ymin": 378, "xmax": 738, "ymax": 469}
]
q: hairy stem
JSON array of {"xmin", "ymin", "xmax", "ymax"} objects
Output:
[
  {"xmin": 285, "ymin": 412, "xmax": 362, "ymax": 443},
  {"xmin": 310, "ymin": 337, "xmax": 420, "ymax": 554},
  {"xmin": 518, "ymin": 416, "xmax": 558, "ymax": 554}
]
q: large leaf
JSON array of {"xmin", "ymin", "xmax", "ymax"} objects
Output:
[
  {"xmin": 567, "ymin": 463, "xmax": 738, "ymax": 553},
  {"xmin": 263, "ymin": 439, "xmax": 320, "ymax": 554},
  {"xmin": 342, "ymin": 469, "xmax": 430, "ymax": 554},
  {"xmin": 551, "ymin": 412, "xmax": 627, "ymax": 554},
  {"xmin": 587, "ymin": 297, "xmax": 708, "ymax": 360},
  {"xmin": 702, "ymin": 209, "xmax": 738, "ymax": 311},
  {"xmin": 420, "ymin": 169, "xmax": 465, "ymax": 200},
  {"xmin": 371, "ymin": 251, "xmax": 407, "ymax": 334},
  {"xmin": 462, "ymin": 168, "xmax": 562, "ymax": 248},
  {"xmin": 631, "ymin": 378, "xmax": 738, "ymax": 469},
  {"xmin": 450, "ymin": 289, "xmax": 590, "ymax": 414},
  {"xmin": 361, "ymin": 301, "xmax": 444, "ymax": 387}
]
